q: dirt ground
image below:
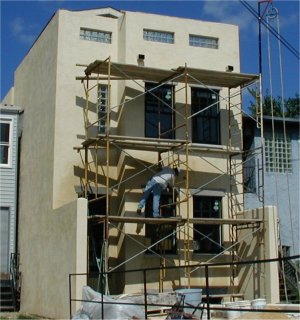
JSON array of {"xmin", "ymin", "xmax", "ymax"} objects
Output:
[{"xmin": 0, "ymin": 313, "xmax": 51, "ymax": 320}]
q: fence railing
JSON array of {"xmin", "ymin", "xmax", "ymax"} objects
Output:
[
  {"xmin": 69, "ymin": 255, "xmax": 300, "ymax": 319},
  {"xmin": 9, "ymin": 253, "xmax": 20, "ymax": 311}
]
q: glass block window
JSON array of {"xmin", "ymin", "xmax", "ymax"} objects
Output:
[
  {"xmin": 265, "ymin": 133, "xmax": 292, "ymax": 173},
  {"xmin": 80, "ymin": 28, "xmax": 111, "ymax": 43},
  {"xmin": 0, "ymin": 120, "xmax": 12, "ymax": 166},
  {"xmin": 97, "ymin": 85, "xmax": 108, "ymax": 134},
  {"xmin": 189, "ymin": 35, "xmax": 218, "ymax": 49},
  {"xmin": 143, "ymin": 29, "xmax": 174, "ymax": 44}
]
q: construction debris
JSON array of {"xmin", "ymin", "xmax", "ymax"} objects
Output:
[{"xmin": 72, "ymin": 286, "xmax": 145, "ymax": 319}]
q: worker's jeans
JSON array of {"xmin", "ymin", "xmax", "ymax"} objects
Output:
[{"xmin": 138, "ymin": 178, "xmax": 164, "ymax": 217}]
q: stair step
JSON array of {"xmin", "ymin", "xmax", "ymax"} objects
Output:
[
  {"xmin": 0, "ymin": 306, "xmax": 15, "ymax": 312},
  {"xmin": 0, "ymin": 280, "xmax": 18, "ymax": 312}
]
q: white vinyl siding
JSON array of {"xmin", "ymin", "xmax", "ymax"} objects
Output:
[{"xmin": 0, "ymin": 113, "xmax": 19, "ymax": 273}]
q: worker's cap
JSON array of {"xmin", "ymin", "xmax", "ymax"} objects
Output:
[{"xmin": 174, "ymin": 167, "xmax": 181, "ymax": 176}]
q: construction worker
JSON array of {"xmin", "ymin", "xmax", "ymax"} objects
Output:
[{"xmin": 137, "ymin": 166, "xmax": 180, "ymax": 218}]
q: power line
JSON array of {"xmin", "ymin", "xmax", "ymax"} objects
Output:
[{"xmin": 239, "ymin": 0, "xmax": 300, "ymax": 60}]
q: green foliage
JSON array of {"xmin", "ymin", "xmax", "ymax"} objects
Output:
[{"xmin": 248, "ymin": 90, "xmax": 299, "ymax": 118}]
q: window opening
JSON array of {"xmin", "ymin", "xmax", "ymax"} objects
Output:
[
  {"xmin": 145, "ymin": 82, "xmax": 175, "ymax": 139},
  {"xmin": 143, "ymin": 29, "xmax": 174, "ymax": 44},
  {"xmin": 191, "ymin": 88, "xmax": 220, "ymax": 144},
  {"xmin": 193, "ymin": 196, "xmax": 222, "ymax": 254},
  {"xmin": 80, "ymin": 28, "xmax": 112, "ymax": 43},
  {"xmin": 145, "ymin": 191, "xmax": 177, "ymax": 254},
  {"xmin": 0, "ymin": 120, "xmax": 11, "ymax": 166},
  {"xmin": 87, "ymin": 194, "xmax": 106, "ymax": 273},
  {"xmin": 189, "ymin": 35, "xmax": 219, "ymax": 49},
  {"xmin": 243, "ymin": 165, "xmax": 256, "ymax": 193}
]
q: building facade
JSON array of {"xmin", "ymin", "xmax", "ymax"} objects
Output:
[
  {"xmin": 2, "ymin": 7, "xmax": 279, "ymax": 318},
  {"xmin": 243, "ymin": 116, "xmax": 300, "ymax": 256}
]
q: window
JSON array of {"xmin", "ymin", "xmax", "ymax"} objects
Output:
[
  {"xmin": 0, "ymin": 120, "xmax": 12, "ymax": 166},
  {"xmin": 145, "ymin": 83, "xmax": 175, "ymax": 139},
  {"xmin": 145, "ymin": 191, "xmax": 178, "ymax": 254},
  {"xmin": 97, "ymin": 85, "xmax": 108, "ymax": 134},
  {"xmin": 189, "ymin": 35, "xmax": 219, "ymax": 49},
  {"xmin": 265, "ymin": 133, "xmax": 292, "ymax": 173},
  {"xmin": 193, "ymin": 196, "xmax": 222, "ymax": 254},
  {"xmin": 80, "ymin": 28, "xmax": 111, "ymax": 43},
  {"xmin": 243, "ymin": 166, "xmax": 256, "ymax": 193},
  {"xmin": 143, "ymin": 29, "xmax": 174, "ymax": 44},
  {"xmin": 191, "ymin": 88, "xmax": 220, "ymax": 144}
]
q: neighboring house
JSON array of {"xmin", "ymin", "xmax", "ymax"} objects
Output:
[
  {"xmin": 0, "ymin": 105, "xmax": 23, "ymax": 278},
  {"xmin": 1, "ymin": 7, "xmax": 280, "ymax": 318},
  {"xmin": 243, "ymin": 115, "xmax": 300, "ymax": 256}
]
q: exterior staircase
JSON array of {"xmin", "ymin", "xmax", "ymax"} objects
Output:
[
  {"xmin": 0, "ymin": 279, "xmax": 19, "ymax": 312},
  {"xmin": 279, "ymin": 258, "xmax": 300, "ymax": 304}
]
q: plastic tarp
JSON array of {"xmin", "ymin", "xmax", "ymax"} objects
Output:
[{"xmin": 72, "ymin": 286, "xmax": 145, "ymax": 319}]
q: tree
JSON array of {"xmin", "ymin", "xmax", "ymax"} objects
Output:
[{"xmin": 248, "ymin": 90, "xmax": 299, "ymax": 118}]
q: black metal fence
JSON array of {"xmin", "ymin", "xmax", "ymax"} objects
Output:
[{"xmin": 69, "ymin": 255, "xmax": 300, "ymax": 319}]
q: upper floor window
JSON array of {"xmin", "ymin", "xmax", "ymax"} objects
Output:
[
  {"xmin": 143, "ymin": 29, "xmax": 174, "ymax": 44},
  {"xmin": 189, "ymin": 35, "xmax": 219, "ymax": 49},
  {"xmin": 265, "ymin": 133, "xmax": 292, "ymax": 173},
  {"xmin": 191, "ymin": 88, "xmax": 220, "ymax": 144},
  {"xmin": 145, "ymin": 82, "xmax": 175, "ymax": 139},
  {"xmin": 0, "ymin": 120, "xmax": 12, "ymax": 166},
  {"xmin": 80, "ymin": 28, "xmax": 111, "ymax": 43}
]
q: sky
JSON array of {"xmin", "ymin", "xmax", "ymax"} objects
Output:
[{"xmin": 1, "ymin": 0, "xmax": 299, "ymax": 104}]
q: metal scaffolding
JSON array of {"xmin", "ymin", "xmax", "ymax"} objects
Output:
[{"xmin": 75, "ymin": 57, "xmax": 263, "ymax": 296}]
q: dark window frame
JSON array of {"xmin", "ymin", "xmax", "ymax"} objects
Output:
[
  {"xmin": 191, "ymin": 87, "xmax": 220, "ymax": 144},
  {"xmin": 193, "ymin": 195, "xmax": 222, "ymax": 254},
  {"xmin": 0, "ymin": 120, "xmax": 11, "ymax": 166},
  {"xmin": 145, "ymin": 82, "xmax": 175, "ymax": 139},
  {"xmin": 145, "ymin": 190, "xmax": 178, "ymax": 255}
]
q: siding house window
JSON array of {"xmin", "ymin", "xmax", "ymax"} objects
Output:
[
  {"xmin": 189, "ymin": 35, "xmax": 219, "ymax": 49},
  {"xmin": 80, "ymin": 28, "xmax": 111, "ymax": 43},
  {"xmin": 0, "ymin": 120, "xmax": 12, "ymax": 166},
  {"xmin": 193, "ymin": 196, "xmax": 222, "ymax": 254},
  {"xmin": 191, "ymin": 88, "xmax": 220, "ymax": 144},
  {"xmin": 145, "ymin": 82, "xmax": 175, "ymax": 139},
  {"xmin": 97, "ymin": 85, "xmax": 108, "ymax": 134},
  {"xmin": 265, "ymin": 133, "xmax": 292, "ymax": 173},
  {"xmin": 143, "ymin": 29, "xmax": 174, "ymax": 44}
]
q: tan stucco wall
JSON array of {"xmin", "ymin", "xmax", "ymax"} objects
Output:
[
  {"xmin": 238, "ymin": 206, "xmax": 280, "ymax": 303},
  {"xmin": 12, "ymin": 7, "xmax": 249, "ymax": 317},
  {"xmin": 1, "ymin": 87, "xmax": 15, "ymax": 106},
  {"xmin": 19, "ymin": 198, "xmax": 87, "ymax": 319},
  {"xmin": 13, "ymin": 12, "xmax": 88, "ymax": 319}
]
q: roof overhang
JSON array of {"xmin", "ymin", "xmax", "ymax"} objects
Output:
[{"xmin": 82, "ymin": 60, "xmax": 259, "ymax": 89}]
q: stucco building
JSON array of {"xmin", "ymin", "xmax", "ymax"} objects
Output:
[{"xmin": 2, "ymin": 7, "xmax": 280, "ymax": 318}]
